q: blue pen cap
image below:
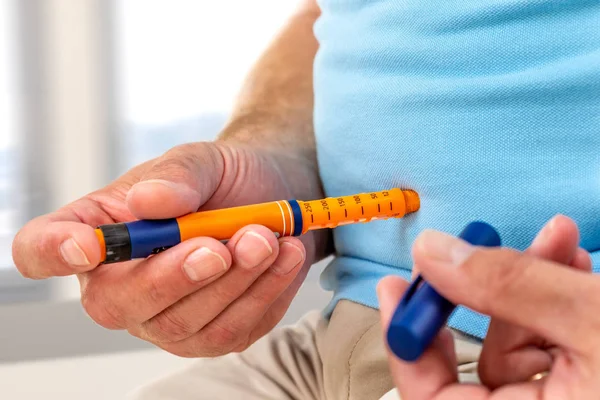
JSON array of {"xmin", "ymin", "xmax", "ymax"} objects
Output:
[{"xmin": 386, "ymin": 221, "xmax": 501, "ymax": 362}]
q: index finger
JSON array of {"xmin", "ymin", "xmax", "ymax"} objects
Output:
[
  {"xmin": 12, "ymin": 203, "xmax": 108, "ymax": 278},
  {"xmin": 412, "ymin": 230, "xmax": 600, "ymax": 355}
]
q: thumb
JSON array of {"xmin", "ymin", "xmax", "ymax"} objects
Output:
[
  {"xmin": 126, "ymin": 143, "xmax": 224, "ymax": 219},
  {"xmin": 377, "ymin": 276, "xmax": 460, "ymax": 400}
]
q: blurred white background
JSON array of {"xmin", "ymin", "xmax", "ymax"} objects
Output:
[{"xmin": 0, "ymin": 1, "xmax": 331, "ymax": 398}]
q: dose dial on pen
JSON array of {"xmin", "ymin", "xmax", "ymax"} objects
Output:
[{"xmin": 297, "ymin": 188, "xmax": 420, "ymax": 233}]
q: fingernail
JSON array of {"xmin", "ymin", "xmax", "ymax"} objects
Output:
[
  {"xmin": 271, "ymin": 242, "xmax": 304, "ymax": 275},
  {"xmin": 60, "ymin": 238, "xmax": 90, "ymax": 266},
  {"xmin": 416, "ymin": 230, "xmax": 475, "ymax": 267},
  {"xmin": 183, "ymin": 247, "xmax": 228, "ymax": 282},
  {"xmin": 234, "ymin": 231, "xmax": 272, "ymax": 268}
]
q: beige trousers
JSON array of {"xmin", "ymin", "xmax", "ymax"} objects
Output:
[{"xmin": 128, "ymin": 300, "xmax": 482, "ymax": 400}]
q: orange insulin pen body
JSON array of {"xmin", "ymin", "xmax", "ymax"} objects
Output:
[{"xmin": 95, "ymin": 188, "xmax": 420, "ymax": 264}]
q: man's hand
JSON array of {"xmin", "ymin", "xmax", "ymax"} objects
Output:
[
  {"xmin": 13, "ymin": 142, "xmax": 324, "ymax": 357},
  {"xmin": 378, "ymin": 216, "xmax": 600, "ymax": 399},
  {"xmin": 478, "ymin": 215, "xmax": 592, "ymax": 388},
  {"xmin": 13, "ymin": 0, "xmax": 323, "ymax": 358}
]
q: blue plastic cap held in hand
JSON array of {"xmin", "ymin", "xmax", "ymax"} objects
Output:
[{"xmin": 386, "ymin": 221, "xmax": 501, "ymax": 362}]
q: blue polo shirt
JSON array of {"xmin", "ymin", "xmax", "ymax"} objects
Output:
[{"xmin": 313, "ymin": 0, "xmax": 600, "ymax": 339}]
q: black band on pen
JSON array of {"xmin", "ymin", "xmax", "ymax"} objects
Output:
[{"xmin": 98, "ymin": 223, "xmax": 132, "ymax": 264}]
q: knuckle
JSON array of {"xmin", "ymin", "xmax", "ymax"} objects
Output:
[
  {"xmin": 230, "ymin": 335, "xmax": 252, "ymax": 354},
  {"xmin": 211, "ymin": 284, "xmax": 244, "ymax": 305},
  {"xmin": 35, "ymin": 231, "xmax": 55, "ymax": 257},
  {"xmin": 157, "ymin": 343, "xmax": 198, "ymax": 358},
  {"xmin": 156, "ymin": 143, "xmax": 212, "ymax": 176},
  {"xmin": 465, "ymin": 248, "xmax": 526, "ymax": 310},
  {"xmin": 146, "ymin": 309, "xmax": 196, "ymax": 343},
  {"xmin": 151, "ymin": 156, "xmax": 194, "ymax": 180},
  {"xmin": 246, "ymin": 288, "xmax": 276, "ymax": 307},
  {"xmin": 200, "ymin": 321, "xmax": 245, "ymax": 353},
  {"xmin": 19, "ymin": 236, "xmax": 53, "ymax": 279},
  {"xmin": 143, "ymin": 274, "xmax": 167, "ymax": 307},
  {"xmin": 80, "ymin": 284, "xmax": 125, "ymax": 329},
  {"xmin": 168, "ymin": 142, "xmax": 199, "ymax": 156},
  {"xmin": 157, "ymin": 338, "xmax": 215, "ymax": 358},
  {"xmin": 152, "ymin": 319, "xmax": 250, "ymax": 358}
]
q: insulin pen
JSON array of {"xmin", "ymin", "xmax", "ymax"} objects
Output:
[
  {"xmin": 95, "ymin": 188, "xmax": 420, "ymax": 264},
  {"xmin": 386, "ymin": 221, "xmax": 501, "ymax": 362}
]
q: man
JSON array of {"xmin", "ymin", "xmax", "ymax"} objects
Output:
[{"xmin": 12, "ymin": 0, "xmax": 600, "ymax": 399}]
